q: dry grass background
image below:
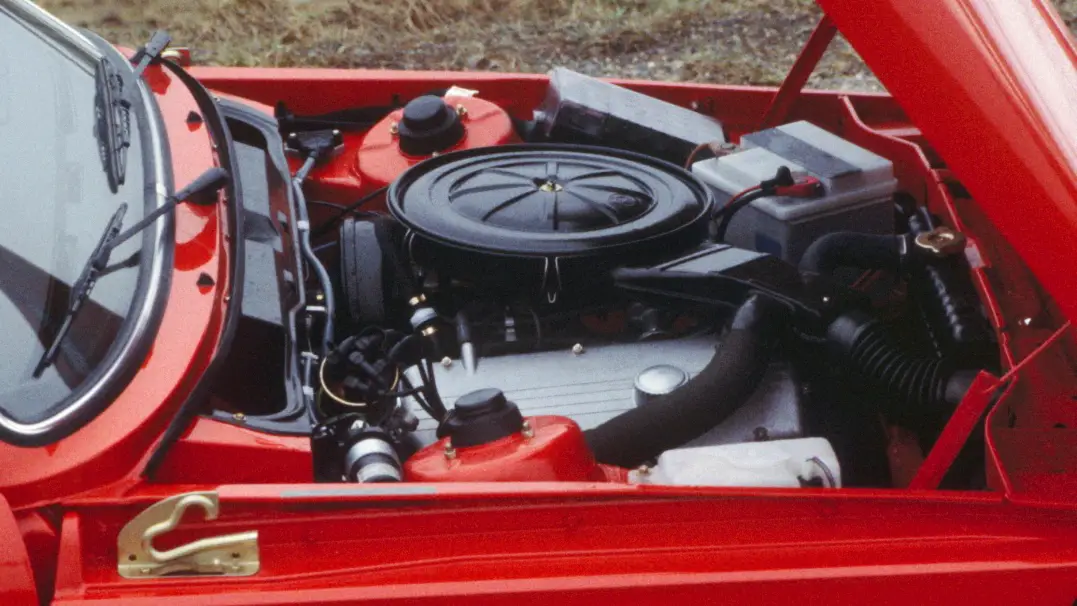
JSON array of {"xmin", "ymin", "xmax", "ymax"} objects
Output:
[{"xmin": 37, "ymin": 0, "xmax": 1077, "ymax": 92}]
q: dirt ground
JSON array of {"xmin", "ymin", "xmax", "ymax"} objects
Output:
[{"xmin": 37, "ymin": 0, "xmax": 1077, "ymax": 92}]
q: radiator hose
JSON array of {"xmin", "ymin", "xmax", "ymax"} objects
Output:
[
  {"xmin": 799, "ymin": 232, "xmax": 907, "ymax": 275},
  {"xmin": 584, "ymin": 294, "xmax": 787, "ymax": 468}
]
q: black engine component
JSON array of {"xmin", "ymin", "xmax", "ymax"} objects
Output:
[
  {"xmin": 339, "ymin": 217, "xmax": 414, "ymax": 329},
  {"xmin": 319, "ymin": 330, "xmax": 411, "ymax": 421},
  {"xmin": 533, "ymin": 68, "xmax": 727, "ymax": 165},
  {"xmin": 436, "ymin": 388, "xmax": 525, "ymax": 448},
  {"xmin": 389, "ymin": 144, "xmax": 714, "ymax": 302},
  {"xmin": 311, "ymin": 417, "xmax": 407, "ymax": 482}
]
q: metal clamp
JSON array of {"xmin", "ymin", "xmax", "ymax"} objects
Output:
[{"xmin": 117, "ymin": 491, "xmax": 259, "ymax": 579}]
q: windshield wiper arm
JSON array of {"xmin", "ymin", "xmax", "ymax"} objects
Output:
[
  {"xmin": 94, "ymin": 55, "xmax": 131, "ymax": 191},
  {"xmin": 31, "ymin": 167, "xmax": 230, "ymax": 378},
  {"xmin": 32, "ymin": 204, "xmax": 127, "ymax": 377}
]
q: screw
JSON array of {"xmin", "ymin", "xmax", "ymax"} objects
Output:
[
  {"xmin": 521, "ymin": 420, "xmax": 535, "ymax": 439},
  {"xmin": 444, "ymin": 445, "xmax": 457, "ymax": 460},
  {"xmin": 455, "ymin": 104, "xmax": 468, "ymax": 117},
  {"xmin": 441, "ymin": 356, "xmax": 453, "ymax": 368},
  {"xmin": 332, "ymin": 129, "xmax": 341, "ymax": 137},
  {"xmin": 288, "ymin": 132, "xmax": 297, "ymax": 140},
  {"xmin": 572, "ymin": 343, "xmax": 585, "ymax": 355},
  {"xmin": 316, "ymin": 292, "xmax": 325, "ymax": 302},
  {"xmin": 389, "ymin": 122, "xmax": 399, "ymax": 136},
  {"xmin": 421, "ymin": 326, "xmax": 438, "ymax": 337},
  {"xmin": 233, "ymin": 412, "xmax": 246, "ymax": 422}
]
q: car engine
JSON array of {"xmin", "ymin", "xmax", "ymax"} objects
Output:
[{"xmin": 213, "ymin": 69, "xmax": 997, "ymax": 490}]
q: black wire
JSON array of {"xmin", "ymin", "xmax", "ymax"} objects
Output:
[
  {"xmin": 713, "ymin": 189, "xmax": 768, "ymax": 242},
  {"xmin": 307, "ymin": 199, "xmax": 346, "ymax": 211},
  {"xmin": 527, "ymin": 306, "xmax": 543, "ymax": 348},
  {"xmin": 313, "ymin": 185, "xmax": 389, "ymax": 236},
  {"xmin": 422, "ymin": 358, "xmax": 448, "ymax": 417},
  {"xmin": 400, "ymin": 374, "xmax": 438, "ymax": 419}
]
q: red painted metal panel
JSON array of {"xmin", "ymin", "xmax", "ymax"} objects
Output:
[{"xmin": 0, "ymin": 496, "xmax": 37, "ymax": 606}]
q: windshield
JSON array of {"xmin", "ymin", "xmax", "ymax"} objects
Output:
[{"xmin": 0, "ymin": 3, "xmax": 150, "ymax": 425}]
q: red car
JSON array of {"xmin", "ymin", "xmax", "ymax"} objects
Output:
[{"xmin": 3, "ymin": 0, "xmax": 1077, "ymax": 603}]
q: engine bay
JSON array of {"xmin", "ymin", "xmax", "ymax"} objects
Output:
[{"xmin": 207, "ymin": 69, "xmax": 1001, "ymax": 490}]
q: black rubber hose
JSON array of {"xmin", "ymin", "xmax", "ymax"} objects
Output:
[
  {"xmin": 584, "ymin": 294, "xmax": 787, "ymax": 468},
  {"xmin": 827, "ymin": 310, "xmax": 978, "ymax": 429},
  {"xmin": 799, "ymin": 232, "xmax": 907, "ymax": 275},
  {"xmin": 906, "ymin": 209, "xmax": 995, "ymax": 363}
]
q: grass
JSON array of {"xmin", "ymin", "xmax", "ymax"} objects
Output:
[{"xmin": 36, "ymin": 0, "xmax": 1077, "ymax": 92}]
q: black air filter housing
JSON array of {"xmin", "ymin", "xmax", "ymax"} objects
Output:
[{"xmin": 388, "ymin": 144, "xmax": 713, "ymax": 302}]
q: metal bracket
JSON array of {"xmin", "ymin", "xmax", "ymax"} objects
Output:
[{"xmin": 117, "ymin": 491, "xmax": 259, "ymax": 579}]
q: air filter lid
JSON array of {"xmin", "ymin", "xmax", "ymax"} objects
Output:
[{"xmin": 389, "ymin": 144, "xmax": 713, "ymax": 300}]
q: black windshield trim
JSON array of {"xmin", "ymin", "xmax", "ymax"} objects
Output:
[{"xmin": 142, "ymin": 58, "xmax": 246, "ymax": 477}]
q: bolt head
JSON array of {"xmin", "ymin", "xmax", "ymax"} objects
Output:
[
  {"xmin": 440, "ymin": 356, "xmax": 453, "ymax": 368},
  {"xmin": 571, "ymin": 343, "xmax": 585, "ymax": 355},
  {"xmin": 444, "ymin": 445, "xmax": 457, "ymax": 460},
  {"xmin": 232, "ymin": 412, "xmax": 246, "ymax": 422}
]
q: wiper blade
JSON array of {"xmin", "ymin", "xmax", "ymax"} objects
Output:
[
  {"xmin": 94, "ymin": 56, "xmax": 131, "ymax": 191},
  {"xmin": 33, "ymin": 204, "xmax": 128, "ymax": 378},
  {"xmin": 31, "ymin": 166, "xmax": 231, "ymax": 377}
]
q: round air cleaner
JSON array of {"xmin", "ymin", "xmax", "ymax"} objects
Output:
[{"xmin": 388, "ymin": 144, "xmax": 713, "ymax": 302}]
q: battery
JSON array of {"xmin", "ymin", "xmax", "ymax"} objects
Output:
[{"xmin": 692, "ymin": 120, "xmax": 898, "ymax": 264}]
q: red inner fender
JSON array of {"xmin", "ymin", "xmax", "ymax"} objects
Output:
[{"xmin": 405, "ymin": 416, "xmax": 611, "ymax": 482}]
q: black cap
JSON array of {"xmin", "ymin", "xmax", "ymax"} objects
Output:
[
  {"xmin": 398, "ymin": 96, "xmax": 464, "ymax": 156},
  {"xmin": 436, "ymin": 388, "xmax": 524, "ymax": 448}
]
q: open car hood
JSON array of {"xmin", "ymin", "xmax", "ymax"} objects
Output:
[{"xmin": 820, "ymin": 0, "xmax": 1077, "ymax": 322}]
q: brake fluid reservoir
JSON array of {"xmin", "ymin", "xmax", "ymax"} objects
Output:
[
  {"xmin": 404, "ymin": 389, "xmax": 608, "ymax": 482},
  {"xmin": 357, "ymin": 95, "xmax": 518, "ymax": 192}
]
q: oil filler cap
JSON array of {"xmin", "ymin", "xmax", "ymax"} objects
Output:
[
  {"xmin": 437, "ymin": 388, "xmax": 524, "ymax": 448},
  {"xmin": 398, "ymin": 95, "xmax": 464, "ymax": 156}
]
